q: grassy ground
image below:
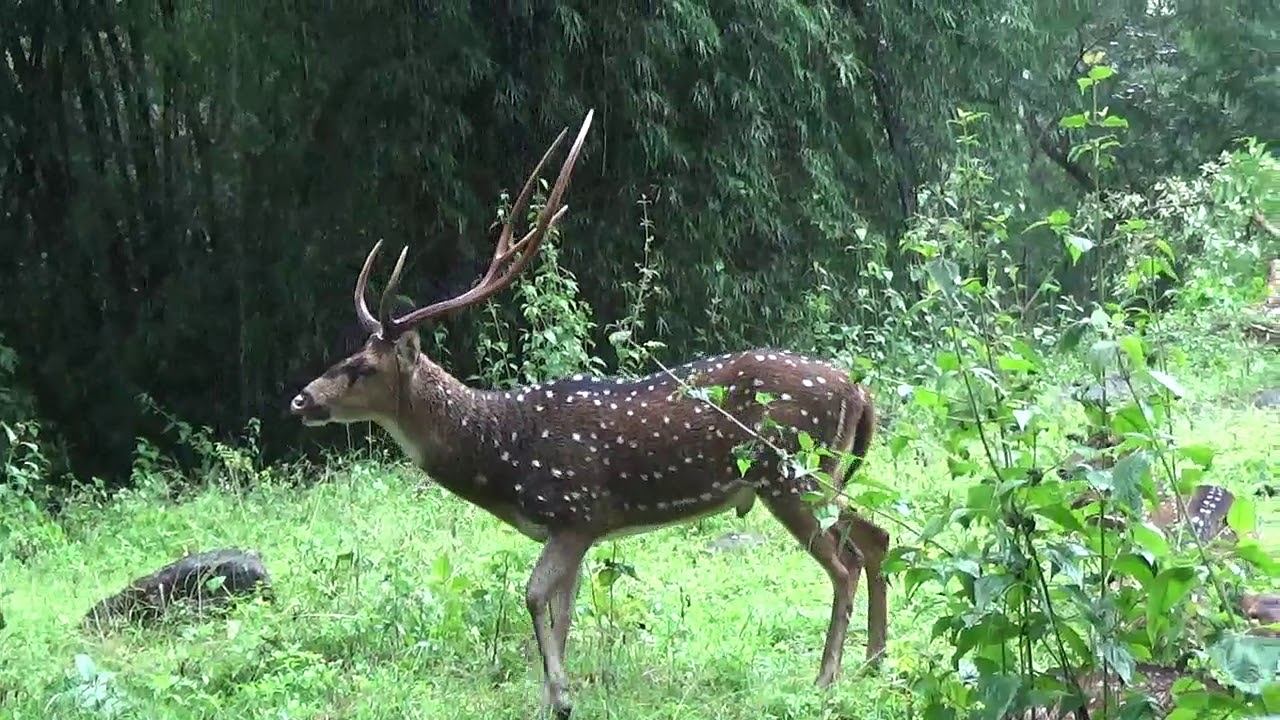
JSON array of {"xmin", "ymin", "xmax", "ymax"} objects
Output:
[{"xmin": 2, "ymin": 329, "xmax": 1277, "ymax": 720}]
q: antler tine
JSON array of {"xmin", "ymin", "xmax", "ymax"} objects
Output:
[
  {"xmin": 494, "ymin": 110, "xmax": 593, "ymax": 269},
  {"xmin": 353, "ymin": 239, "xmax": 385, "ymax": 334},
  {"xmin": 386, "ymin": 110, "xmax": 595, "ymax": 333},
  {"xmin": 377, "ymin": 245, "xmax": 410, "ymax": 333},
  {"xmin": 488, "ymin": 125, "xmax": 571, "ymax": 270}
]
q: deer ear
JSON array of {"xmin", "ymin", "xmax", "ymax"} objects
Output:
[{"xmin": 394, "ymin": 329, "xmax": 421, "ymax": 365}]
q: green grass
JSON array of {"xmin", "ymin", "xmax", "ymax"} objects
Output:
[{"xmin": 2, "ymin": 331, "xmax": 1278, "ymax": 720}]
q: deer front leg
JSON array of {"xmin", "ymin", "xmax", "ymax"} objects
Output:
[
  {"xmin": 762, "ymin": 496, "xmax": 856, "ymax": 687},
  {"xmin": 526, "ymin": 531, "xmax": 593, "ymax": 719}
]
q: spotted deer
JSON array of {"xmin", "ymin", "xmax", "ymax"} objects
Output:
[{"xmin": 288, "ymin": 110, "xmax": 888, "ymax": 717}]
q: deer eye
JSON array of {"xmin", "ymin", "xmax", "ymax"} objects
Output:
[{"xmin": 343, "ymin": 361, "xmax": 377, "ymax": 383}]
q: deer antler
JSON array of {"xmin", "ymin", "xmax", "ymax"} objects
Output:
[{"xmin": 352, "ymin": 110, "xmax": 595, "ymax": 339}]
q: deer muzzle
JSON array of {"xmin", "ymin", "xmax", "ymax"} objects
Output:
[{"xmin": 289, "ymin": 390, "xmax": 331, "ymax": 425}]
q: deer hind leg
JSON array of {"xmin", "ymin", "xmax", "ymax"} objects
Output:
[
  {"xmin": 761, "ymin": 494, "xmax": 857, "ymax": 688},
  {"xmin": 551, "ymin": 562, "xmax": 584, "ymax": 659},
  {"xmin": 829, "ymin": 509, "xmax": 890, "ymax": 666},
  {"xmin": 526, "ymin": 531, "xmax": 593, "ymax": 719}
]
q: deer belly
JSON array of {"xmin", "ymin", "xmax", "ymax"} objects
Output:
[{"xmin": 600, "ymin": 488, "xmax": 756, "ymax": 541}]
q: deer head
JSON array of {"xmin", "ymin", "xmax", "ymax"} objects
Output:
[{"xmin": 289, "ymin": 111, "xmax": 595, "ymax": 429}]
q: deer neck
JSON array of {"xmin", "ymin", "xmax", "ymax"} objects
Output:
[{"xmin": 371, "ymin": 357, "xmax": 507, "ymax": 502}]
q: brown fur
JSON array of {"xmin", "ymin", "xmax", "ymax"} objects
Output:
[
  {"xmin": 288, "ymin": 111, "xmax": 888, "ymax": 718},
  {"xmin": 1241, "ymin": 593, "xmax": 1280, "ymax": 636}
]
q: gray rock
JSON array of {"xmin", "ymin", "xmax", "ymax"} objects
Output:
[
  {"xmin": 1252, "ymin": 388, "xmax": 1280, "ymax": 409},
  {"xmin": 82, "ymin": 548, "xmax": 272, "ymax": 631},
  {"xmin": 1074, "ymin": 373, "xmax": 1139, "ymax": 406}
]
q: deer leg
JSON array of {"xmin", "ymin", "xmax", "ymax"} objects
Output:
[
  {"xmin": 551, "ymin": 561, "xmax": 583, "ymax": 659},
  {"xmin": 762, "ymin": 496, "xmax": 856, "ymax": 688},
  {"xmin": 830, "ymin": 510, "xmax": 890, "ymax": 667},
  {"xmin": 527, "ymin": 531, "xmax": 593, "ymax": 719}
]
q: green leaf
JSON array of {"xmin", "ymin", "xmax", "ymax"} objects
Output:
[
  {"xmin": 1061, "ymin": 113, "xmax": 1088, "ymax": 128},
  {"xmin": 1147, "ymin": 566, "xmax": 1197, "ymax": 633},
  {"xmin": 888, "ymin": 433, "xmax": 912, "ymax": 458},
  {"xmin": 1207, "ymin": 633, "xmax": 1280, "ymax": 694},
  {"xmin": 1111, "ymin": 403, "xmax": 1150, "ymax": 436},
  {"xmin": 1059, "ymin": 321, "xmax": 1089, "ymax": 352},
  {"xmin": 1132, "ymin": 522, "xmax": 1170, "ymax": 558},
  {"xmin": 935, "ymin": 351, "xmax": 961, "ymax": 372},
  {"xmin": 1147, "ymin": 369, "xmax": 1187, "ymax": 399},
  {"xmin": 997, "ymin": 354, "xmax": 1036, "ymax": 373},
  {"xmin": 1087, "ymin": 340, "xmax": 1118, "ymax": 374},
  {"xmin": 1099, "ymin": 637, "xmax": 1136, "ymax": 685},
  {"xmin": 973, "ymin": 575, "xmax": 1013, "ymax": 614},
  {"xmin": 1088, "ymin": 65, "xmax": 1116, "ymax": 81},
  {"xmin": 925, "ymin": 257, "xmax": 961, "ymax": 301},
  {"xmin": 1226, "ymin": 496, "xmax": 1257, "ymax": 538},
  {"xmin": 1233, "ymin": 540, "xmax": 1280, "ymax": 575},
  {"xmin": 914, "ymin": 387, "xmax": 942, "ymax": 409},
  {"xmin": 1112, "ymin": 552, "xmax": 1156, "ymax": 587},
  {"xmin": 1034, "ymin": 502, "xmax": 1086, "ymax": 534},
  {"xmin": 1178, "ymin": 444, "xmax": 1216, "ymax": 469},
  {"xmin": 1117, "ymin": 335, "xmax": 1145, "ymax": 368},
  {"xmin": 1262, "ymin": 680, "xmax": 1280, "ymax": 712},
  {"xmin": 1111, "ymin": 451, "xmax": 1150, "ymax": 514},
  {"xmin": 1012, "ymin": 408, "xmax": 1034, "ymax": 431},
  {"xmin": 975, "ymin": 673, "xmax": 1021, "ymax": 720},
  {"xmin": 1048, "ymin": 208, "xmax": 1072, "ymax": 226},
  {"xmin": 1065, "ymin": 234, "xmax": 1094, "ymax": 264}
]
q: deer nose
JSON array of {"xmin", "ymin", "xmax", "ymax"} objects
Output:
[{"xmin": 290, "ymin": 392, "xmax": 312, "ymax": 414}]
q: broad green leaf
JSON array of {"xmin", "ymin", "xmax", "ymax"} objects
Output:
[
  {"xmin": 914, "ymin": 387, "xmax": 942, "ymax": 409},
  {"xmin": 1111, "ymin": 403, "xmax": 1150, "ymax": 436},
  {"xmin": 1099, "ymin": 637, "xmax": 1136, "ymax": 685},
  {"xmin": 1207, "ymin": 633, "xmax": 1280, "ymax": 694},
  {"xmin": 1112, "ymin": 553, "xmax": 1156, "ymax": 587},
  {"xmin": 1065, "ymin": 234, "xmax": 1094, "ymax": 264},
  {"xmin": 1262, "ymin": 681, "xmax": 1280, "ymax": 712},
  {"xmin": 973, "ymin": 575, "xmax": 1013, "ymax": 614},
  {"xmin": 1035, "ymin": 502, "xmax": 1086, "ymax": 533},
  {"xmin": 1178, "ymin": 443, "xmax": 1216, "ymax": 469},
  {"xmin": 1089, "ymin": 65, "xmax": 1117, "ymax": 81},
  {"xmin": 1059, "ymin": 321, "xmax": 1089, "ymax": 352},
  {"xmin": 925, "ymin": 257, "xmax": 960, "ymax": 301},
  {"xmin": 1147, "ymin": 566, "xmax": 1197, "ymax": 633},
  {"xmin": 889, "ymin": 433, "xmax": 912, "ymax": 458},
  {"xmin": 1132, "ymin": 522, "xmax": 1170, "ymax": 558},
  {"xmin": 1061, "ymin": 113, "xmax": 1089, "ymax": 128},
  {"xmin": 997, "ymin": 354, "xmax": 1036, "ymax": 373},
  {"xmin": 1111, "ymin": 451, "xmax": 1150, "ymax": 514},
  {"xmin": 935, "ymin": 351, "xmax": 961, "ymax": 372},
  {"xmin": 975, "ymin": 673, "xmax": 1021, "ymax": 720},
  {"xmin": 1117, "ymin": 334, "xmax": 1145, "ymax": 368},
  {"xmin": 1234, "ymin": 540, "xmax": 1280, "ymax": 576},
  {"xmin": 1226, "ymin": 495, "xmax": 1257, "ymax": 537},
  {"xmin": 1147, "ymin": 369, "xmax": 1187, "ymax": 398},
  {"xmin": 1087, "ymin": 340, "xmax": 1119, "ymax": 374}
]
